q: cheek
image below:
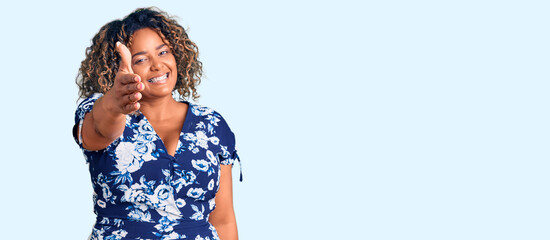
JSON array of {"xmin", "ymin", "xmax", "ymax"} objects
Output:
[
  {"xmin": 167, "ymin": 56, "xmax": 177, "ymax": 69},
  {"xmin": 131, "ymin": 67, "xmax": 148, "ymax": 79}
]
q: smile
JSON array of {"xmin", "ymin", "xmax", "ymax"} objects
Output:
[{"xmin": 148, "ymin": 73, "xmax": 169, "ymax": 83}]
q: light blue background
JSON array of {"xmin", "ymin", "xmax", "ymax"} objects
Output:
[{"xmin": 0, "ymin": 0, "xmax": 548, "ymax": 239}]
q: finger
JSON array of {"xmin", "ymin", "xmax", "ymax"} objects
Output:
[
  {"xmin": 116, "ymin": 41, "xmax": 133, "ymax": 74},
  {"xmin": 124, "ymin": 101, "xmax": 140, "ymax": 113},
  {"xmin": 125, "ymin": 92, "xmax": 142, "ymax": 103},
  {"xmin": 119, "ymin": 73, "xmax": 141, "ymax": 85},
  {"xmin": 123, "ymin": 81, "xmax": 144, "ymax": 94}
]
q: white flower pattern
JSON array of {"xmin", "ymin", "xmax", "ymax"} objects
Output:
[{"xmin": 75, "ymin": 94, "xmax": 240, "ymax": 240}]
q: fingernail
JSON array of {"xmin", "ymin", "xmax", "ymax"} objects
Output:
[
  {"xmin": 135, "ymin": 76, "xmax": 140, "ymax": 82},
  {"xmin": 116, "ymin": 41, "xmax": 121, "ymax": 47}
]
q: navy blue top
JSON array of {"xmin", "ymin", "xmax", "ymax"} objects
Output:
[{"xmin": 74, "ymin": 93, "xmax": 241, "ymax": 240}]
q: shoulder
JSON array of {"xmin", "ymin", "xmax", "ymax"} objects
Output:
[
  {"xmin": 76, "ymin": 93, "xmax": 103, "ymax": 108},
  {"xmin": 187, "ymin": 103, "xmax": 239, "ymax": 166},
  {"xmin": 189, "ymin": 102, "xmax": 219, "ymax": 118},
  {"xmin": 189, "ymin": 103, "xmax": 228, "ymax": 125},
  {"xmin": 74, "ymin": 93, "xmax": 103, "ymax": 123},
  {"xmin": 188, "ymin": 102, "xmax": 234, "ymax": 137}
]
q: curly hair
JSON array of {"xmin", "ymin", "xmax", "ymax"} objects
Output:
[{"xmin": 76, "ymin": 7, "xmax": 203, "ymax": 101}]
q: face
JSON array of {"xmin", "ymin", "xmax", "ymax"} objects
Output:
[{"xmin": 129, "ymin": 27, "xmax": 177, "ymax": 100}]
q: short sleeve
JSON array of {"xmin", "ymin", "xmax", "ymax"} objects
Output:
[
  {"xmin": 73, "ymin": 93, "xmax": 103, "ymax": 148},
  {"xmin": 215, "ymin": 112, "xmax": 238, "ymax": 165},
  {"xmin": 214, "ymin": 111, "xmax": 242, "ymax": 181}
]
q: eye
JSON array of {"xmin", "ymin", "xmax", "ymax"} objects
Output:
[
  {"xmin": 159, "ymin": 50, "xmax": 168, "ymax": 56},
  {"xmin": 134, "ymin": 58, "xmax": 146, "ymax": 64}
]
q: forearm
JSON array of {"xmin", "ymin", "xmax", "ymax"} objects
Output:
[
  {"xmin": 91, "ymin": 93, "xmax": 126, "ymax": 139},
  {"xmin": 81, "ymin": 93, "xmax": 127, "ymax": 150}
]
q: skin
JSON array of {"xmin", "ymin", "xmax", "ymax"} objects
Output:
[{"xmin": 79, "ymin": 27, "xmax": 238, "ymax": 240}]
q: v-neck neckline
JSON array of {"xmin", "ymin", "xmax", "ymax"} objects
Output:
[{"xmin": 136, "ymin": 100, "xmax": 192, "ymax": 158}]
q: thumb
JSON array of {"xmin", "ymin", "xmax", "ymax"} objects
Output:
[{"xmin": 116, "ymin": 41, "xmax": 133, "ymax": 74}]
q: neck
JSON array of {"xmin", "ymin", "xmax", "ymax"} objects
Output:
[{"xmin": 139, "ymin": 96, "xmax": 182, "ymax": 121}]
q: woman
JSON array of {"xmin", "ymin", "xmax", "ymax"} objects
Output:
[{"xmin": 73, "ymin": 7, "xmax": 241, "ymax": 240}]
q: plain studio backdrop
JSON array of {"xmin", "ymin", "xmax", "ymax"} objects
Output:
[{"xmin": 0, "ymin": 0, "xmax": 548, "ymax": 239}]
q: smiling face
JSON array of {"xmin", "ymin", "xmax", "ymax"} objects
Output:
[{"xmin": 129, "ymin": 27, "xmax": 178, "ymax": 101}]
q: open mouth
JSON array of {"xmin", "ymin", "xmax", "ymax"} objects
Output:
[{"xmin": 148, "ymin": 73, "xmax": 169, "ymax": 83}]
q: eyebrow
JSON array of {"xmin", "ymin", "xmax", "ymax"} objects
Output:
[{"xmin": 131, "ymin": 44, "xmax": 167, "ymax": 58}]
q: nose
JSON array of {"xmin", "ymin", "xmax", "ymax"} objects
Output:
[{"xmin": 150, "ymin": 57, "xmax": 162, "ymax": 71}]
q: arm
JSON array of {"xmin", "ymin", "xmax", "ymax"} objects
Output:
[
  {"xmin": 78, "ymin": 42, "xmax": 144, "ymax": 150},
  {"xmin": 209, "ymin": 165, "xmax": 238, "ymax": 240}
]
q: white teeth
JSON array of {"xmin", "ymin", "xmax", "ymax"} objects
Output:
[{"xmin": 148, "ymin": 73, "xmax": 168, "ymax": 83}]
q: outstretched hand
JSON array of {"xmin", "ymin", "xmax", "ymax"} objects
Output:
[{"xmin": 107, "ymin": 41, "xmax": 144, "ymax": 114}]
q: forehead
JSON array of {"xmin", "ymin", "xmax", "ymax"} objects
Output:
[{"xmin": 129, "ymin": 28, "xmax": 167, "ymax": 51}]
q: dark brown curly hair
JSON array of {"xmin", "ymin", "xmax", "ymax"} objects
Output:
[{"xmin": 76, "ymin": 7, "xmax": 203, "ymax": 101}]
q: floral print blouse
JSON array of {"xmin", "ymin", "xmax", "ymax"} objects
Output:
[{"xmin": 74, "ymin": 93, "xmax": 241, "ymax": 240}]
